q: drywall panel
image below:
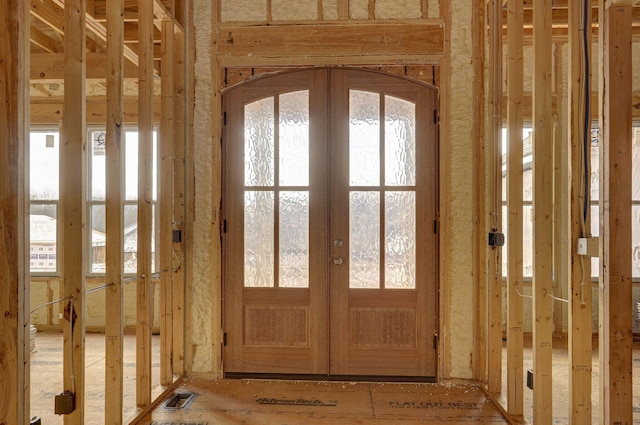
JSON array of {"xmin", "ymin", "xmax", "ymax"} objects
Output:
[
  {"xmin": 272, "ymin": 0, "xmax": 317, "ymax": 20},
  {"xmin": 221, "ymin": 0, "xmax": 267, "ymax": 22},
  {"xmin": 446, "ymin": 0, "xmax": 475, "ymax": 379},
  {"xmin": 192, "ymin": 0, "xmax": 215, "ymax": 374},
  {"xmin": 375, "ymin": 0, "xmax": 422, "ymax": 19}
]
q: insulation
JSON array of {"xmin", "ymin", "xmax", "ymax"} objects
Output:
[
  {"xmin": 375, "ymin": 0, "xmax": 422, "ymax": 19},
  {"xmin": 272, "ymin": 0, "xmax": 317, "ymax": 20},
  {"xmin": 192, "ymin": 0, "xmax": 215, "ymax": 373},
  {"xmin": 221, "ymin": 0, "xmax": 267, "ymax": 22},
  {"xmin": 428, "ymin": 0, "xmax": 440, "ymax": 18},
  {"xmin": 350, "ymin": 0, "xmax": 369, "ymax": 20},
  {"xmin": 323, "ymin": 0, "xmax": 339, "ymax": 20},
  {"xmin": 445, "ymin": 0, "xmax": 475, "ymax": 379}
]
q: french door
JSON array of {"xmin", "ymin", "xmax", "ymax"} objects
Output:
[{"xmin": 223, "ymin": 68, "xmax": 438, "ymax": 378}]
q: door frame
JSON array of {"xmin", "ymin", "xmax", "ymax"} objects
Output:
[{"xmin": 221, "ymin": 66, "xmax": 440, "ymax": 380}]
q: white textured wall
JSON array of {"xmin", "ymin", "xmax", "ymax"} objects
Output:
[
  {"xmin": 445, "ymin": 0, "xmax": 475, "ymax": 379},
  {"xmin": 191, "ymin": 0, "xmax": 215, "ymax": 373}
]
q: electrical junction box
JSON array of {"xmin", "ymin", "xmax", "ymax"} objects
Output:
[
  {"xmin": 577, "ymin": 237, "xmax": 599, "ymax": 257},
  {"xmin": 55, "ymin": 391, "xmax": 75, "ymax": 415},
  {"xmin": 488, "ymin": 232, "xmax": 505, "ymax": 247}
]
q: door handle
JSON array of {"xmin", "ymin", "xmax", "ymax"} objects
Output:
[{"xmin": 333, "ymin": 257, "xmax": 343, "ymax": 265}]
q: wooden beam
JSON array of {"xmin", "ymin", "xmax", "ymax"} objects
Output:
[
  {"xmin": 104, "ymin": 0, "xmax": 125, "ymax": 423},
  {"xmin": 0, "ymin": 1, "xmax": 30, "ymax": 424},
  {"xmin": 137, "ymin": 0, "xmax": 155, "ymax": 408},
  {"xmin": 338, "ymin": 0, "xmax": 348, "ymax": 19},
  {"xmin": 62, "ymin": 1, "xmax": 87, "ymax": 424},
  {"xmin": 43, "ymin": 0, "xmax": 141, "ymax": 67},
  {"xmin": 29, "ymin": 0, "xmax": 64, "ymax": 35},
  {"xmin": 552, "ymin": 42, "xmax": 568, "ymax": 336},
  {"xmin": 159, "ymin": 19, "xmax": 175, "ymax": 386},
  {"xmin": 171, "ymin": 28, "xmax": 186, "ymax": 377},
  {"xmin": 472, "ymin": 0, "xmax": 487, "ymax": 383},
  {"xmin": 532, "ymin": 0, "xmax": 554, "ymax": 423},
  {"xmin": 568, "ymin": 1, "xmax": 593, "ymax": 423},
  {"xmin": 217, "ymin": 22, "xmax": 445, "ymax": 59},
  {"xmin": 486, "ymin": 0, "xmax": 503, "ymax": 396},
  {"xmin": 506, "ymin": 0, "xmax": 524, "ymax": 416},
  {"xmin": 30, "ymin": 25, "xmax": 62, "ymax": 52},
  {"xmin": 607, "ymin": 0, "xmax": 640, "ymax": 6},
  {"xmin": 30, "ymin": 98, "xmax": 161, "ymax": 125},
  {"xmin": 599, "ymin": 4, "xmax": 634, "ymax": 424},
  {"xmin": 211, "ymin": 0, "xmax": 224, "ymax": 379},
  {"xmin": 31, "ymin": 52, "xmax": 139, "ymax": 81}
]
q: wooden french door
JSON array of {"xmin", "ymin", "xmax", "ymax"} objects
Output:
[{"xmin": 223, "ymin": 68, "xmax": 438, "ymax": 378}]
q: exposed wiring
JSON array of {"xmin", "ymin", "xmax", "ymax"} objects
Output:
[
  {"xmin": 68, "ymin": 296, "xmax": 76, "ymax": 395},
  {"xmin": 85, "ymin": 282, "xmax": 116, "ymax": 295},
  {"xmin": 514, "ymin": 281, "xmax": 532, "ymax": 299},
  {"xmin": 581, "ymin": 0, "xmax": 591, "ymax": 225},
  {"xmin": 544, "ymin": 289, "xmax": 569, "ymax": 304},
  {"xmin": 30, "ymin": 295, "xmax": 73, "ymax": 315}
]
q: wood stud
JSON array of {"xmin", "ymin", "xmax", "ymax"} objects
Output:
[
  {"xmin": 62, "ymin": 1, "xmax": 87, "ymax": 424},
  {"xmin": 0, "ymin": 1, "xmax": 30, "ymax": 424},
  {"xmin": 137, "ymin": 0, "xmax": 155, "ymax": 408},
  {"xmin": 598, "ymin": 3, "xmax": 634, "ymax": 423},
  {"xmin": 506, "ymin": 0, "xmax": 524, "ymax": 416},
  {"xmin": 160, "ymin": 19, "xmax": 175, "ymax": 386},
  {"xmin": 532, "ymin": 0, "xmax": 554, "ymax": 422},
  {"xmin": 487, "ymin": 0, "xmax": 503, "ymax": 396},
  {"xmin": 104, "ymin": 0, "xmax": 125, "ymax": 422},
  {"xmin": 568, "ymin": 1, "xmax": 593, "ymax": 423}
]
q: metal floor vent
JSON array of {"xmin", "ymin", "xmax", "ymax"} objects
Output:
[{"xmin": 161, "ymin": 392, "xmax": 197, "ymax": 410}]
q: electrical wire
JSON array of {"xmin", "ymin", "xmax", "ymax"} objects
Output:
[
  {"xmin": 582, "ymin": 0, "xmax": 591, "ymax": 225},
  {"xmin": 514, "ymin": 281, "xmax": 532, "ymax": 299}
]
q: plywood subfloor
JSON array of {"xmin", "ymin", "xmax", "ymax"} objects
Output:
[
  {"xmin": 137, "ymin": 379, "xmax": 510, "ymax": 424},
  {"xmin": 500, "ymin": 335, "xmax": 640, "ymax": 424},
  {"xmin": 30, "ymin": 331, "xmax": 168, "ymax": 425}
]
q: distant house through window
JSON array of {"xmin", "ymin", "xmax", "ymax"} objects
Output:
[{"xmin": 28, "ymin": 128, "xmax": 158, "ymax": 275}]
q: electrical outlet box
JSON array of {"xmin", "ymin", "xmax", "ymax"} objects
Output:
[
  {"xmin": 488, "ymin": 232, "xmax": 505, "ymax": 247},
  {"xmin": 577, "ymin": 237, "xmax": 599, "ymax": 257},
  {"xmin": 55, "ymin": 391, "xmax": 75, "ymax": 415}
]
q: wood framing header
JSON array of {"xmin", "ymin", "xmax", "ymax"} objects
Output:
[{"xmin": 217, "ymin": 22, "xmax": 445, "ymax": 66}]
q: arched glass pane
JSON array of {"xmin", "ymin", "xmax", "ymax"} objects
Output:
[
  {"xmin": 350, "ymin": 90, "xmax": 380, "ymax": 186},
  {"xmin": 245, "ymin": 97, "xmax": 275, "ymax": 186},
  {"xmin": 385, "ymin": 96, "xmax": 416, "ymax": 186}
]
